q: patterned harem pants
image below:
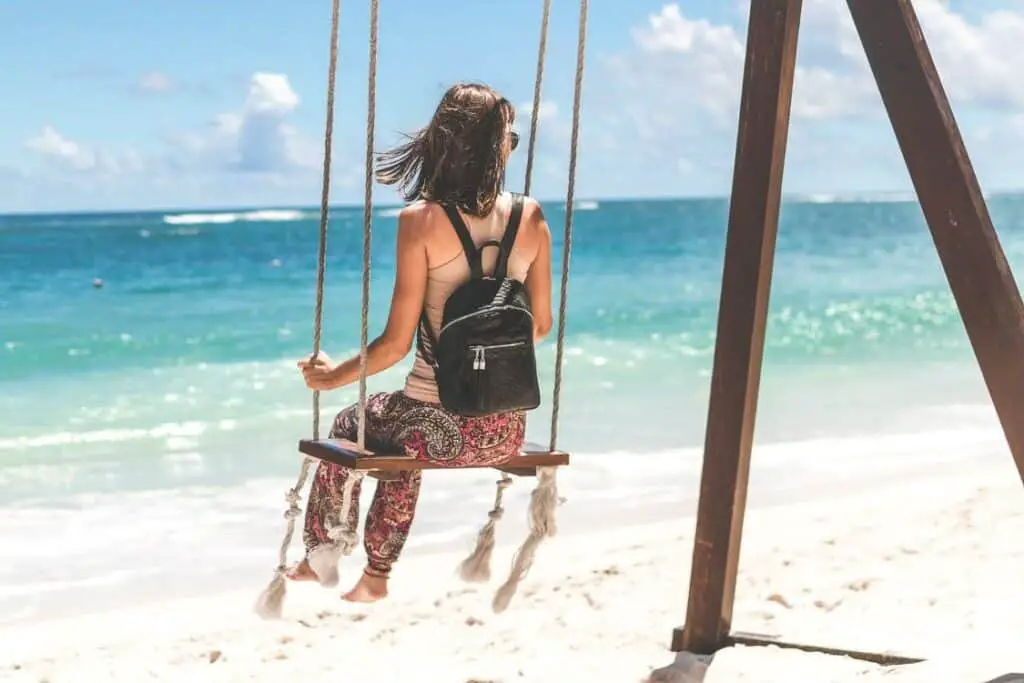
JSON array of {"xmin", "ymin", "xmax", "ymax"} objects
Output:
[{"xmin": 303, "ymin": 391, "xmax": 525, "ymax": 575}]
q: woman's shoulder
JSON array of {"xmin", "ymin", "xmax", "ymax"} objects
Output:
[
  {"xmin": 515, "ymin": 195, "xmax": 549, "ymax": 237},
  {"xmin": 398, "ymin": 199, "xmax": 439, "ymax": 219},
  {"xmin": 396, "ymin": 200, "xmax": 449, "ymax": 232},
  {"xmin": 393, "ymin": 201, "xmax": 449, "ymax": 250},
  {"xmin": 515, "ymin": 193, "xmax": 541, "ymax": 210}
]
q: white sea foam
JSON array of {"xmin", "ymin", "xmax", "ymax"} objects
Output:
[
  {"xmin": 0, "ymin": 423, "xmax": 1007, "ymax": 625},
  {"xmin": 789, "ymin": 191, "xmax": 918, "ymax": 204},
  {"xmin": 162, "ymin": 209, "xmax": 306, "ymax": 226},
  {"xmin": 0, "ymin": 421, "xmax": 208, "ymax": 451},
  {"xmin": 163, "ymin": 213, "xmax": 235, "ymax": 225}
]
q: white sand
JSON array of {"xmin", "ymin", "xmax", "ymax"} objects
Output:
[{"xmin": 2, "ymin": 460, "xmax": 1024, "ymax": 683}]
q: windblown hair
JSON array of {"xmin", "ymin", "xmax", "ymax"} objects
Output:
[{"xmin": 376, "ymin": 82, "xmax": 515, "ymax": 217}]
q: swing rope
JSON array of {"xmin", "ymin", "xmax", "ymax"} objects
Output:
[
  {"xmin": 457, "ymin": 0, "xmax": 552, "ymax": 586},
  {"xmin": 254, "ymin": 0, "xmax": 349, "ymax": 619},
  {"xmin": 301, "ymin": 0, "xmax": 381, "ymax": 594},
  {"xmin": 549, "ymin": 0, "xmax": 586, "ymax": 455},
  {"xmin": 522, "ymin": 0, "xmax": 551, "ymax": 198},
  {"xmin": 357, "ymin": 0, "xmax": 379, "ymax": 452},
  {"xmin": 490, "ymin": 0, "xmax": 588, "ymax": 613}
]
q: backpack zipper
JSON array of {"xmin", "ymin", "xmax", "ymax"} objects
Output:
[
  {"xmin": 439, "ymin": 304, "xmax": 533, "ymax": 338},
  {"xmin": 470, "ymin": 341, "xmax": 527, "ymax": 371}
]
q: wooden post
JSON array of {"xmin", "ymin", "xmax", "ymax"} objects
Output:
[
  {"xmin": 672, "ymin": 0, "xmax": 803, "ymax": 655},
  {"xmin": 846, "ymin": 0, "xmax": 1024, "ymax": 485}
]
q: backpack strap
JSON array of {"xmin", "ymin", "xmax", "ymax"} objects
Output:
[
  {"xmin": 418, "ymin": 195, "xmax": 524, "ymax": 368},
  {"xmin": 419, "ymin": 201, "xmax": 479, "ymax": 368},
  {"xmin": 417, "ymin": 308, "xmax": 438, "ymax": 368},
  {"xmin": 494, "ymin": 193, "xmax": 524, "ymax": 281},
  {"xmin": 440, "ymin": 203, "xmax": 484, "ymax": 280}
]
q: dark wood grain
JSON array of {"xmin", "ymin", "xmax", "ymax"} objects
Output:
[
  {"xmin": 674, "ymin": 0, "xmax": 803, "ymax": 656},
  {"xmin": 299, "ymin": 438, "xmax": 569, "ymax": 474},
  {"xmin": 845, "ymin": 0, "xmax": 1024, "ymax": 486},
  {"xmin": 671, "ymin": 0, "xmax": 1022, "ymax": 664}
]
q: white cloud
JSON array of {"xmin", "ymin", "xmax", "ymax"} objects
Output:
[
  {"xmin": 518, "ymin": 99, "xmax": 558, "ymax": 123},
  {"xmin": 234, "ymin": 73, "xmax": 305, "ymax": 172},
  {"xmin": 505, "ymin": 99, "xmax": 572, "ymax": 190},
  {"xmin": 515, "ymin": 99, "xmax": 571, "ymax": 148},
  {"xmin": 629, "ymin": 6, "xmax": 744, "ymax": 120},
  {"xmin": 24, "ymin": 126, "xmax": 96, "ymax": 170},
  {"xmin": 161, "ymin": 72, "xmax": 318, "ymax": 175},
  {"xmin": 795, "ymin": 0, "xmax": 1024, "ymax": 113},
  {"xmin": 22, "ymin": 72, "xmax": 318, "ymax": 192},
  {"xmin": 213, "ymin": 112, "xmax": 243, "ymax": 138},
  {"xmin": 913, "ymin": 2, "xmax": 1024, "ymax": 108},
  {"xmin": 628, "ymin": 3, "xmax": 874, "ymax": 121},
  {"xmin": 244, "ymin": 73, "xmax": 300, "ymax": 114},
  {"xmin": 172, "ymin": 72, "xmax": 315, "ymax": 173},
  {"xmin": 622, "ymin": 1, "xmax": 1024, "ymax": 125},
  {"xmin": 578, "ymin": 1, "xmax": 1024, "ymax": 197},
  {"xmin": 138, "ymin": 71, "xmax": 175, "ymax": 94},
  {"xmin": 10, "ymin": 3, "xmax": 1024, "ymax": 211}
]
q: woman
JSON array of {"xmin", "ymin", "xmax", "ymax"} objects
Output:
[{"xmin": 290, "ymin": 82, "xmax": 553, "ymax": 603}]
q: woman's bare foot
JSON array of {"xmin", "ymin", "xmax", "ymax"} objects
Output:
[
  {"xmin": 342, "ymin": 569, "xmax": 389, "ymax": 603},
  {"xmin": 285, "ymin": 559, "xmax": 319, "ymax": 582}
]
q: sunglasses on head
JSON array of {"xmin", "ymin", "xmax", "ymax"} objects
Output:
[{"xmin": 509, "ymin": 131, "xmax": 520, "ymax": 151}]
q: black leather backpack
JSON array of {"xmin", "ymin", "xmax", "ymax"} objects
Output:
[{"xmin": 417, "ymin": 193, "xmax": 541, "ymax": 417}]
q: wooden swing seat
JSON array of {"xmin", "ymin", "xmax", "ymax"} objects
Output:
[{"xmin": 299, "ymin": 438, "xmax": 569, "ymax": 481}]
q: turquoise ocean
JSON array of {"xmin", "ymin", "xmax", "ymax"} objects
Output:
[{"xmin": 1, "ymin": 195, "xmax": 1020, "ymax": 623}]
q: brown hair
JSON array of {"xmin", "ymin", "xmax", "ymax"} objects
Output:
[{"xmin": 375, "ymin": 82, "xmax": 515, "ymax": 217}]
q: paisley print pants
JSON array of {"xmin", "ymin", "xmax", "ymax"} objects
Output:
[{"xmin": 303, "ymin": 391, "xmax": 525, "ymax": 576}]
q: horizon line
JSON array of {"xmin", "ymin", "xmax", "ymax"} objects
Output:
[{"xmin": 3, "ymin": 187, "xmax": 1024, "ymax": 218}]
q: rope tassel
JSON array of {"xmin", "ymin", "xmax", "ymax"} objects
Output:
[
  {"xmin": 487, "ymin": 0, "xmax": 587, "ymax": 617},
  {"xmin": 254, "ymin": 457, "xmax": 317, "ymax": 619},
  {"xmin": 308, "ymin": 470, "xmax": 364, "ymax": 587},
  {"xmin": 458, "ymin": 474, "xmax": 513, "ymax": 582},
  {"xmin": 254, "ymin": 570, "xmax": 288, "ymax": 620},
  {"xmin": 491, "ymin": 466, "xmax": 559, "ymax": 612}
]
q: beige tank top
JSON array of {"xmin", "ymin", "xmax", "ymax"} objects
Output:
[{"xmin": 404, "ymin": 193, "xmax": 531, "ymax": 403}]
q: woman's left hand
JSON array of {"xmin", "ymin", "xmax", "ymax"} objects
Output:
[{"xmin": 298, "ymin": 353, "xmax": 340, "ymax": 391}]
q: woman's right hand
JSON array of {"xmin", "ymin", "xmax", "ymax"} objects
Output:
[{"xmin": 297, "ymin": 352, "xmax": 338, "ymax": 391}]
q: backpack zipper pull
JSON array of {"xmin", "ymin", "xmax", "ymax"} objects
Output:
[
  {"xmin": 473, "ymin": 346, "xmax": 482, "ymax": 371},
  {"xmin": 479, "ymin": 346, "xmax": 487, "ymax": 371}
]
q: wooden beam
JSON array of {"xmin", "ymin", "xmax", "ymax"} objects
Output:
[
  {"xmin": 846, "ymin": 0, "xmax": 1024, "ymax": 486},
  {"xmin": 673, "ymin": 0, "xmax": 803, "ymax": 655}
]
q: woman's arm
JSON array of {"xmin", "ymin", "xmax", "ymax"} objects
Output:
[
  {"xmin": 301, "ymin": 206, "xmax": 429, "ymax": 390},
  {"xmin": 523, "ymin": 200, "xmax": 553, "ymax": 342}
]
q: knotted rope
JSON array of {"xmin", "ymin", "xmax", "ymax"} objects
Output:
[
  {"xmin": 357, "ymin": 0, "xmax": 379, "ymax": 452},
  {"xmin": 491, "ymin": 0, "xmax": 588, "ymax": 613},
  {"xmin": 455, "ymin": 0, "xmax": 552, "ymax": 588},
  {"xmin": 316, "ymin": 0, "xmax": 380, "ymax": 589},
  {"xmin": 254, "ymin": 0, "xmax": 379, "ymax": 619},
  {"xmin": 457, "ymin": 475, "xmax": 514, "ymax": 582}
]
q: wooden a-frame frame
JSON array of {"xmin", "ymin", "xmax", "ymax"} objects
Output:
[{"xmin": 671, "ymin": 0, "xmax": 1024, "ymax": 666}]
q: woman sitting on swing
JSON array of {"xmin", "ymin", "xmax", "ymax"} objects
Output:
[{"xmin": 289, "ymin": 82, "xmax": 554, "ymax": 603}]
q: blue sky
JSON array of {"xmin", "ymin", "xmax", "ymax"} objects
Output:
[{"xmin": 2, "ymin": 0, "xmax": 1024, "ymax": 212}]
